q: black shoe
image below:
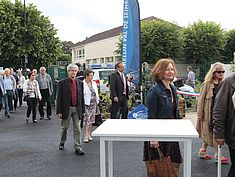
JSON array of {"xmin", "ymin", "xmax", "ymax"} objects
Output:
[
  {"xmin": 47, "ymin": 116, "xmax": 51, "ymax": 120},
  {"xmin": 59, "ymin": 143, "xmax": 64, "ymax": 150},
  {"xmin": 33, "ymin": 120, "xmax": 38, "ymax": 123},
  {"xmin": 75, "ymin": 148, "xmax": 85, "ymax": 155},
  {"xmin": 40, "ymin": 117, "xmax": 44, "ymax": 120}
]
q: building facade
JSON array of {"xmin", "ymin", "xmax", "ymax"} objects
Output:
[{"xmin": 71, "ymin": 26, "xmax": 123, "ymax": 68}]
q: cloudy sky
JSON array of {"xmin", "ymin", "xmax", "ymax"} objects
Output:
[{"xmin": 25, "ymin": 0, "xmax": 235, "ymax": 43}]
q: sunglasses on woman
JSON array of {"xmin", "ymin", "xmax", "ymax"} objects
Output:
[{"xmin": 215, "ymin": 71, "xmax": 225, "ymax": 74}]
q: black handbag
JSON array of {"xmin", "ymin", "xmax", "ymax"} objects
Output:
[
  {"xmin": 23, "ymin": 95, "xmax": 30, "ymax": 102},
  {"xmin": 92, "ymin": 113, "xmax": 103, "ymax": 126}
]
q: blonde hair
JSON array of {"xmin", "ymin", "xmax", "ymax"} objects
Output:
[
  {"xmin": 151, "ymin": 58, "xmax": 177, "ymax": 82},
  {"xmin": 204, "ymin": 62, "xmax": 224, "ymax": 84}
]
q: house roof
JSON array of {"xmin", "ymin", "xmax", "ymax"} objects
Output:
[{"xmin": 71, "ymin": 16, "xmax": 176, "ymax": 48}]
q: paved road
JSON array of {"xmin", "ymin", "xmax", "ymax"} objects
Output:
[{"xmin": 0, "ymin": 105, "xmax": 231, "ymax": 177}]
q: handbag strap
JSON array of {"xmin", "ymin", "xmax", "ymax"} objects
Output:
[
  {"xmin": 148, "ymin": 143, "xmax": 165, "ymax": 161},
  {"xmin": 156, "ymin": 147, "xmax": 165, "ymax": 161}
]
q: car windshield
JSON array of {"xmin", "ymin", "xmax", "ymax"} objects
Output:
[{"xmin": 99, "ymin": 70, "xmax": 113, "ymax": 82}]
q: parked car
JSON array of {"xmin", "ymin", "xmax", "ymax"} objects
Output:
[{"xmin": 92, "ymin": 68, "xmax": 114, "ymax": 93}]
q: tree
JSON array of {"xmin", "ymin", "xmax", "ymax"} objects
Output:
[
  {"xmin": 141, "ymin": 19, "xmax": 184, "ymax": 64},
  {"xmin": 183, "ymin": 21, "xmax": 225, "ymax": 65},
  {"xmin": 61, "ymin": 41, "xmax": 74, "ymax": 55},
  {"xmin": 115, "ymin": 19, "xmax": 184, "ymax": 64},
  {"xmin": 0, "ymin": 0, "xmax": 62, "ymax": 69},
  {"xmin": 223, "ymin": 30, "xmax": 235, "ymax": 63}
]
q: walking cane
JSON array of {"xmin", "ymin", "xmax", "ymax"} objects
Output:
[{"xmin": 217, "ymin": 145, "xmax": 222, "ymax": 177}]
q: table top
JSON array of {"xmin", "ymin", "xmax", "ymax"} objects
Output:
[{"xmin": 92, "ymin": 119, "xmax": 198, "ymax": 139}]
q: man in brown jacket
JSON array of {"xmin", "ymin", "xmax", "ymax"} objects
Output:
[{"xmin": 213, "ymin": 72, "xmax": 235, "ymax": 177}]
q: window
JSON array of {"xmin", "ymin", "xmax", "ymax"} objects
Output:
[
  {"xmin": 78, "ymin": 49, "xmax": 85, "ymax": 58},
  {"xmin": 100, "ymin": 58, "xmax": 104, "ymax": 63},
  {"xmin": 105, "ymin": 57, "xmax": 114, "ymax": 63},
  {"xmin": 92, "ymin": 58, "xmax": 98, "ymax": 64}
]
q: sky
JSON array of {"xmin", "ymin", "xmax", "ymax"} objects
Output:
[{"xmin": 25, "ymin": 0, "xmax": 235, "ymax": 43}]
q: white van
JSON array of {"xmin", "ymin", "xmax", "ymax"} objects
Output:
[{"xmin": 92, "ymin": 69, "xmax": 114, "ymax": 93}]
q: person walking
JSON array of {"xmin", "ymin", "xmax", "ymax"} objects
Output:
[
  {"xmin": 10, "ymin": 68, "xmax": 19, "ymax": 111},
  {"xmin": 82, "ymin": 69, "xmax": 99, "ymax": 143},
  {"xmin": 186, "ymin": 66, "xmax": 196, "ymax": 88},
  {"xmin": 109, "ymin": 61, "xmax": 129, "ymax": 119},
  {"xmin": 3, "ymin": 68, "xmax": 16, "ymax": 118},
  {"xmin": 213, "ymin": 72, "xmax": 235, "ymax": 177},
  {"xmin": 0, "ymin": 72, "xmax": 5, "ymax": 112},
  {"xmin": 56, "ymin": 63, "xmax": 85, "ymax": 155},
  {"xmin": 17, "ymin": 70, "xmax": 25, "ymax": 107},
  {"xmin": 23, "ymin": 72, "xmax": 42, "ymax": 123},
  {"xmin": 36, "ymin": 66, "xmax": 53, "ymax": 120},
  {"xmin": 143, "ymin": 58, "xmax": 182, "ymax": 176},
  {"xmin": 196, "ymin": 62, "xmax": 229, "ymax": 163}
]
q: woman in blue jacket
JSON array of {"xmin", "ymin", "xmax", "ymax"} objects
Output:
[{"xmin": 143, "ymin": 58, "xmax": 182, "ymax": 176}]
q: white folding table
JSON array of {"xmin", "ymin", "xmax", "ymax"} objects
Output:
[{"xmin": 92, "ymin": 119, "xmax": 198, "ymax": 177}]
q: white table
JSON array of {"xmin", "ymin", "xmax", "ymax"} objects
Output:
[{"xmin": 92, "ymin": 119, "xmax": 198, "ymax": 177}]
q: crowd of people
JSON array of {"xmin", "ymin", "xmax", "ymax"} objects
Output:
[
  {"xmin": 0, "ymin": 67, "xmax": 53, "ymax": 123},
  {"xmin": 0, "ymin": 60, "xmax": 234, "ymax": 177}
]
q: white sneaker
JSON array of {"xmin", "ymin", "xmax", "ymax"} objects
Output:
[
  {"xmin": 84, "ymin": 137, "xmax": 89, "ymax": 143},
  {"xmin": 26, "ymin": 117, "xmax": 29, "ymax": 123},
  {"xmin": 33, "ymin": 120, "xmax": 38, "ymax": 123}
]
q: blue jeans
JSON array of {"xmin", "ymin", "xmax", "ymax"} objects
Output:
[{"xmin": 4, "ymin": 90, "xmax": 13, "ymax": 115}]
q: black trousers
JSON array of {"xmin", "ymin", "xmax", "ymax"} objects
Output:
[
  {"xmin": 39, "ymin": 89, "xmax": 51, "ymax": 117},
  {"xmin": 110, "ymin": 95, "xmax": 128, "ymax": 119},
  {"xmin": 27, "ymin": 98, "xmax": 37, "ymax": 121},
  {"xmin": 13, "ymin": 88, "xmax": 18, "ymax": 109},
  {"xmin": 18, "ymin": 89, "xmax": 23, "ymax": 106},
  {"xmin": 228, "ymin": 147, "xmax": 235, "ymax": 177}
]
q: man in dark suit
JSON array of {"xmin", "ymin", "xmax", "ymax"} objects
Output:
[
  {"xmin": 110, "ymin": 61, "xmax": 129, "ymax": 119},
  {"xmin": 56, "ymin": 63, "xmax": 85, "ymax": 155}
]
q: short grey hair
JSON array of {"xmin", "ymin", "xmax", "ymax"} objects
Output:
[{"xmin": 67, "ymin": 63, "xmax": 78, "ymax": 72}]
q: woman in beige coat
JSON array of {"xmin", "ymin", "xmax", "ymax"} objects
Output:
[{"xmin": 196, "ymin": 62, "xmax": 229, "ymax": 163}]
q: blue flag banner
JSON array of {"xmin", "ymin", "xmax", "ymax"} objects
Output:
[
  {"xmin": 122, "ymin": 0, "xmax": 141, "ymax": 85},
  {"xmin": 128, "ymin": 104, "xmax": 148, "ymax": 119}
]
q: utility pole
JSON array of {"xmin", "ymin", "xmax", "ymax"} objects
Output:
[{"xmin": 23, "ymin": 0, "xmax": 28, "ymax": 71}]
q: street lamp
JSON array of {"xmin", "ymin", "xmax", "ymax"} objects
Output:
[
  {"xmin": 23, "ymin": 0, "xmax": 28, "ymax": 71},
  {"xmin": 233, "ymin": 52, "xmax": 235, "ymax": 63}
]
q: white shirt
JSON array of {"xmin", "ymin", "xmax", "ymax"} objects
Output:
[{"xmin": 83, "ymin": 80, "xmax": 99, "ymax": 105}]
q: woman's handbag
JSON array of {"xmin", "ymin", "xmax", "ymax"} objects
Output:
[
  {"xmin": 23, "ymin": 95, "xmax": 30, "ymax": 102},
  {"xmin": 92, "ymin": 113, "xmax": 102, "ymax": 126},
  {"xmin": 145, "ymin": 147, "xmax": 178, "ymax": 177},
  {"xmin": 93, "ymin": 105, "xmax": 103, "ymax": 126}
]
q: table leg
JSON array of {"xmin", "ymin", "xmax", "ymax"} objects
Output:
[
  {"xmin": 183, "ymin": 140, "xmax": 192, "ymax": 177},
  {"xmin": 108, "ymin": 141, "xmax": 113, "ymax": 177},
  {"xmin": 100, "ymin": 138, "xmax": 106, "ymax": 177}
]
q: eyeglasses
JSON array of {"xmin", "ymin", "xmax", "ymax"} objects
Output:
[{"xmin": 215, "ymin": 71, "xmax": 225, "ymax": 74}]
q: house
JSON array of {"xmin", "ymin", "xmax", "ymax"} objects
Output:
[{"xmin": 71, "ymin": 16, "xmax": 175, "ymax": 68}]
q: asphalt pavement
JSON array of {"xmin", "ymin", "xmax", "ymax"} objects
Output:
[{"xmin": 0, "ymin": 104, "xmax": 231, "ymax": 177}]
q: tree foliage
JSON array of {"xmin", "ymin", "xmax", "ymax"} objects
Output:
[
  {"xmin": 0, "ymin": 0, "xmax": 62, "ymax": 69},
  {"xmin": 141, "ymin": 19, "xmax": 184, "ymax": 64},
  {"xmin": 61, "ymin": 41, "xmax": 74, "ymax": 55},
  {"xmin": 183, "ymin": 21, "xmax": 225, "ymax": 65},
  {"xmin": 223, "ymin": 30, "xmax": 235, "ymax": 63}
]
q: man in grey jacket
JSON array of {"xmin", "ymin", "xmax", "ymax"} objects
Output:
[
  {"xmin": 213, "ymin": 72, "xmax": 235, "ymax": 177},
  {"xmin": 36, "ymin": 66, "xmax": 53, "ymax": 120}
]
